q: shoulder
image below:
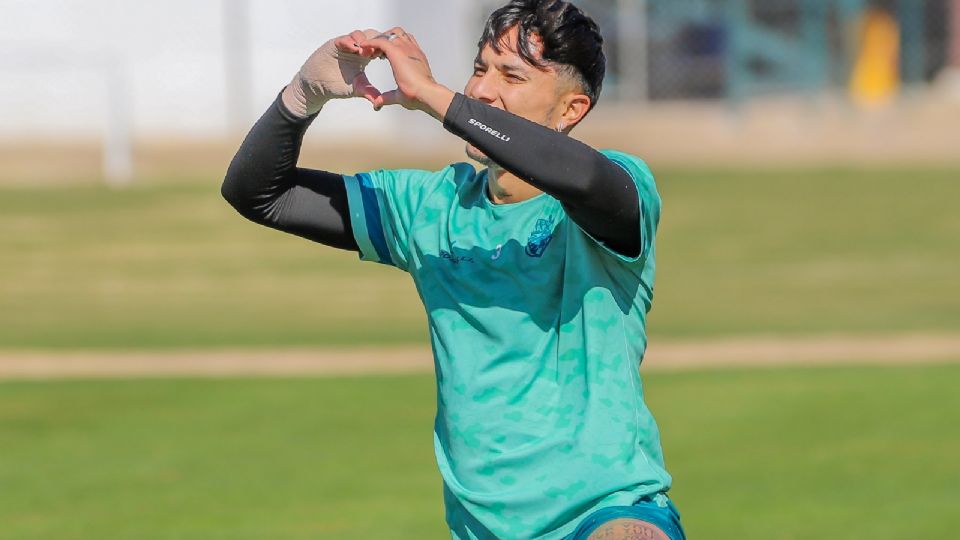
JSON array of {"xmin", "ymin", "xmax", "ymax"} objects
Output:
[
  {"xmin": 599, "ymin": 149, "xmax": 661, "ymax": 214},
  {"xmin": 599, "ymin": 150, "xmax": 655, "ymax": 188}
]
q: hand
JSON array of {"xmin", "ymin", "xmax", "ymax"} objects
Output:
[
  {"xmin": 281, "ymin": 29, "xmax": 384, "ymax": 117},
  {"xmin": 358, "ymin": 27, "xmax": 452, "ymax": 119}
]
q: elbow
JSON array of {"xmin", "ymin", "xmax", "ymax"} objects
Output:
[
  {"xmin": 220, "ymin": 163, "xmax": 263, "ymax": 223},
  {"xmin": 220, "ymin": 173, "xmax": 244, "ymax": 212},
  {"xmin": 221, "ymin": 183, "xmax": 271, "ymax": 226},
  {"xmin": 221, "ymin": 186, "xmax": 254, "ymax": 223},
  {"xmin": 221, "ymin": 155, "xmax": 258, "ymax": 217},
  {"xmin": 220, "ymin": 175, "xmax": 235, "ymax": 207},
  {"xmin": 220, "ymin": 174, "xmax": 248, "ymax": 217}
]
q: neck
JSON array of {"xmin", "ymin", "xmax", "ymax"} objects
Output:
[{"xmin": 486, "ymin": 166, "xmax": 543, "ymax": 204}]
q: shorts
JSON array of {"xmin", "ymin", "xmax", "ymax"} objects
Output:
[{"xmin": 564, "ymin": 493, "xmax": 685, "ymax": 540}]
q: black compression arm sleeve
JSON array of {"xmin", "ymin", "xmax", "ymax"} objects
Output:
[
  {"xmin": 443, "ymin": 93, "xmax": 641, "ymax": 258},
  {"xmin": 221, "ymin": 93, "xmax": 358, "ymax": 251}
]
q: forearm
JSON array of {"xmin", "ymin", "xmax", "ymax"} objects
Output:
[
  {"xmin": 222, "ymin": 92, "xmax": 358, "ymax": 251},
  {"xmin": 442, "ymin": 93, "xmax": 640, "ymax": 255}
]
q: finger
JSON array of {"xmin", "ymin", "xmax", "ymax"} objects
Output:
[
  {"xmin": 384, "ymin": 26, "xmax": 408, "ymax": 37},
  {"xmin": 358, "ymin": 37, "xmax": 399, "ymax": 61},
  {"xmin": 335, "ymin": 34, "xmax": 362, "ymax": 54},
  {"xmin": 359, "ymin": 31, "xmax": 401, "ymax": 46},
  {"xmin": 353, "ymin": 72, "xmax": 382, "ymax": 105},
  {"xmin": 359, "ymin": 29, "xmax": 387, "ymax": 58},
  {"xmin": 340, "ymin": 30, "xmax": 383, "ymax": 59},
  {"xmin": 349, "ymin": 30, "xmax": 368, "ymax": 45},
  {"xmin": 373, "ymin": 89, "xmax": 402, "ymax": 112},
  {"xmin": 361, "ymin": 26, "xmax": 409, "ymax": 48}
]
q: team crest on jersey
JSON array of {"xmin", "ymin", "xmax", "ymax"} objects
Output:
[{"xmin": 525, "ymin": 216, "xmax": 556, "ymax": 258}]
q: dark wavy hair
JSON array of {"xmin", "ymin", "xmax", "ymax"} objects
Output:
[{"xmin": 478, "ymin": 0, "xmax": 606, "ymax": 111}]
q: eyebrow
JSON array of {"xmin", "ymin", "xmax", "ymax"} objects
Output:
[
  {"xmin": 473, "ymin": 57, "xmax": 529, "ymax": 74},
  {"xmin": 499, "ymin": 63, "xmax": 528, "ymax": 73}
]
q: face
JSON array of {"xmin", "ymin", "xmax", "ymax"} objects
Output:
[{"xmin": 463, "ymin": 26, "xmax": 587, "ymax": 165}]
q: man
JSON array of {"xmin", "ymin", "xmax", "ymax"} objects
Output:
[{"xmin": 222, "ymin": 1, "xmax": 684, "ymax": 539}]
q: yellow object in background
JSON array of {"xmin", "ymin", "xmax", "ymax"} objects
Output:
[{"xmin": 850, "ymin": 7, "xmax": 901, "ymax": 108}]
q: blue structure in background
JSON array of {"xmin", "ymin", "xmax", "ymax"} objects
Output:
[{"xmin": 644, "ymin": 0, "xmax": 931, "ymax": 101}]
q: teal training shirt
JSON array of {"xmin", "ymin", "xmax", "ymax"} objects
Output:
[{"xmin": 342, "ymin": 150, "xmax": 670, "ymax": 539}]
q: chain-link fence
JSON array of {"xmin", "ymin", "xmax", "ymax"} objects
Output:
[{"xmin": 477, "ymin": 0, "xmax": 959, "ymax": 103}]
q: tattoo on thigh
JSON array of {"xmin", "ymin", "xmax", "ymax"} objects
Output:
[{"xmin": 587, "ymin": 518, "xmax": 670, "ymax": 540}]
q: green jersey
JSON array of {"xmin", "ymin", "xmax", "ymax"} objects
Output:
[{"xmin": 343, "ymin": 150, "xmax": 670, "ymax": 539}]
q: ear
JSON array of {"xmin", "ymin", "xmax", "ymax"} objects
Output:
[{"xmin": 559, "ymin": 92, "xmax": 591, "ymax": 131}]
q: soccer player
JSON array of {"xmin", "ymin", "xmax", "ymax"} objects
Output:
[{"xmin": 222, "ymin": 1, "xmax": 683, "ymax": 539}]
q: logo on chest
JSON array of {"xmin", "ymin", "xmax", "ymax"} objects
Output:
[{"xmin": 525, "ymin": 216, "xmax": 556, "ymax": 258}]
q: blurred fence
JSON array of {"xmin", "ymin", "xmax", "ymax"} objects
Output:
[
  {"xmin": 2, "ymin": 0, "xmax": 958, "ymax": 185},
  {"xmin": 644, "ymin": 0, "xmax": 952, "ymax": 103},
  {"xmin": 478, "ymin": 0, "xmax": 959, "ymax": 103}
]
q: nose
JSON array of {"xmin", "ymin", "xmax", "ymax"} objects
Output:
[{"xmin": 467, "ymin": 71, "xmax": 497, "ymax": 104}]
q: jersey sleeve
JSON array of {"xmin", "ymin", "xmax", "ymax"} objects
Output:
[
  {"xmin": 342, "ymin": 167, "xmax": 447, "ymax": 272},
  {"xmin": 586, "ymin": 150, "xmax": 662, "ymax": 265}
]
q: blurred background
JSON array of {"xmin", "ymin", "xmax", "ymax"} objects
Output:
[
  {"xmin": 3, "ymin": 0, "xmax": 959, "ymax": 185},
  {"xmin": 1, "ymin": 1, "xmax": 958, "ymax": 539}
]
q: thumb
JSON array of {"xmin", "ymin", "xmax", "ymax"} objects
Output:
[
  {"xmin": 353, "ymin": 72, "xmax": 382, "ymax": 105},
  {"xmin": 373, "ymin": 89, "xmax": 403, "ymax": 111}
]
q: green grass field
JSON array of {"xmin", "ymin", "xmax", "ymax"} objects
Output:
[
  {"xmin": 2, "ymin": 165, "xmax": 958, "ymax": 539},
  {"xmin": 2, "ymin": 364, "xmax": 958, "ymax": 540},
  {"xmin": 1, "ymin": 167, "xmax": 957, "ymax": 349}
]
